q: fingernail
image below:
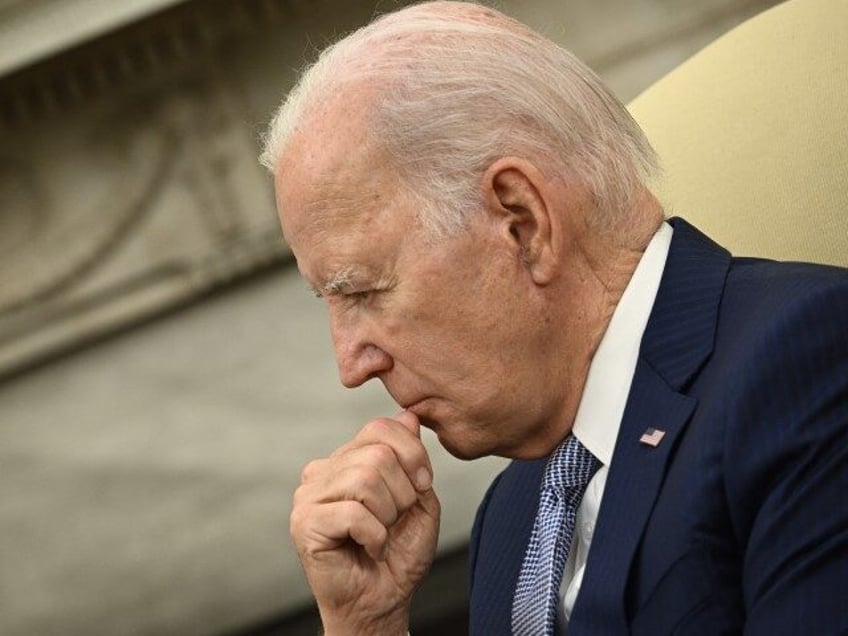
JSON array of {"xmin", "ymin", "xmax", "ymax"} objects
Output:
[{"xmin": 416, "ymin": 467, "xmax": 432, "ymax": 491}]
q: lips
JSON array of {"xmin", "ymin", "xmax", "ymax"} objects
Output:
[
  {"xmin": 400, "ymin": 398, "xmax": 426, "ymax": 413},
  {"xmin": 397, "ymin": 397, "xmax": 432, "ymax": 423},
  {"xmin": 388, "ymin": 386, "xmax": 433, "ymax": 421},
  {"xmin": 389, "ymin": 385, "xmax": 425, "ymax": 410}
]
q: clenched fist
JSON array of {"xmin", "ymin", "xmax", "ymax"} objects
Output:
[{"xmin": 290, "ymin": 410, "xmax": 441, "ymax": 635}]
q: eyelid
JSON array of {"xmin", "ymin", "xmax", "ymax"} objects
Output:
[
  {"xmin": 312, "ymin": 274, "xmax": 392, "ymax": 301},
  {"xmin": 309, "ymin": 284, "xmax": 369, "ymax": 301},
  {"xmin": 343, "ymin": 287, "xmax": 382, "ymax": 308},
  {"xmin": 307, "ymin": 281, "xmax": 361, "ymax": 299},
  {"xmin": 344, "ymin": 288, "xmax": 372, "ymax": 302}
]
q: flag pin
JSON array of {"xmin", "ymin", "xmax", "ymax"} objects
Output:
[{"xmin": 639, "ymin": 427, "xmax": 666, "ymax": 447}]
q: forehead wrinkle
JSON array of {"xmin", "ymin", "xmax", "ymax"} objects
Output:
[
  {"xmin": 296, "ymin": 164, "xmax": 384, "ymax": 237},
  {"xmin": 281, "ymin": 109, "xmax": 400, "ymax": 246},
  {"xmin": 284, "ymin": 185, "xmax": 369, "ymax": 263},
  {"xmin": 280, "ymin": 108, "xmax": 409, "ymax": 297}
]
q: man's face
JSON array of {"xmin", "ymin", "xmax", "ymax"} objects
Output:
[{"xmin": 275, "ymin": 127, "xmax": 570, "ymax": 460}]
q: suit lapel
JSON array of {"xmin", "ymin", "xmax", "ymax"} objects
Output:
[
  {"xmin": 569, "ymin": 361, "xmax": 695, "ymax": 633},
  {"xmin": 569, "ymin": 218, "xmax": 731, "ymax": 634}
]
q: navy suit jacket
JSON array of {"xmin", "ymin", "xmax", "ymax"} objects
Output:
[{"xmin": 468, "ymin": 218, "xmax": 848, "ymax": 635}]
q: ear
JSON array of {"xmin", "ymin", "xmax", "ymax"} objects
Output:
[{"xmin": 482, "ymin": 157, "xmax": 558, "ymax": 285}]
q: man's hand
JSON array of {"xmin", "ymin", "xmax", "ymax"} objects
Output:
[{"xmin": 290, "ymin": 410, "xmax": 441, "ymax": 636}]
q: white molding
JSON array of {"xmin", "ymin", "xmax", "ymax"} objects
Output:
[{"xmin": 0, "ymin": 0, "xmax": 187, "ymax": 77}]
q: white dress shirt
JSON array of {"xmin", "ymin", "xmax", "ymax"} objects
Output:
[{"xmin": 557, "ymin": 222, "xmax": 673, "ymax": 633}]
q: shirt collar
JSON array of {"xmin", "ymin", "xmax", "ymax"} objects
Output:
[{"xmin": 572, "ymin": 221, "xmax": 673, "ymax": 465}]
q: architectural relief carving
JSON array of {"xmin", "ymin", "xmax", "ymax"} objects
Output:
[
  {"xmin": 0, "ymin": 0, "xmax": 300, "ymax": 376},
  {"xmin": 0, "ymin": 0, "xmax": 782, "ymax": 379}
]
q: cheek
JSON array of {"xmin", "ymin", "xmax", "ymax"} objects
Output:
[
  {"xmin": 409, "ymin": 286, "xmax": 523, "ymax": 368},
  {"xmin": 393, "ymin": 248, "xmax": 528, "ymax": 357}
]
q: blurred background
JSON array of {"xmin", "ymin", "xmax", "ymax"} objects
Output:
[{"xmin": 0, "ymin": 0, "xmax": 780, "ymax": 634}]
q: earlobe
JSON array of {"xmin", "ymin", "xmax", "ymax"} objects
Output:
[{"xmin": 483, "ymin": 158, "xmax": 558, "ymax": 285}]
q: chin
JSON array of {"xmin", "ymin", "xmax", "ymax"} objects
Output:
[
  {"xmin": 417, "ymin": 408, "xmax": 499, "ymax": 460},
  {"xmin": 436, "ymin": 424, "xmax": 556, "ymax": 462},
  {"xmin": 428, "ymin": 424, "xmax": 492, "ymax": 461},
  {"xmin": 440, "ymin": 440, "xmax": 484, "ymax": 461}
]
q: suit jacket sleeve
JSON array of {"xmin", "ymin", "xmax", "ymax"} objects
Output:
[{"xmin": 721, "ymin": 269, "xmax": 848, "ymax": 634}]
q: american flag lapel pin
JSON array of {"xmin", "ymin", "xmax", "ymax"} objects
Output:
[{"xmin": 639, "ymin": 427, "xmax": 666, "ymax": 447}]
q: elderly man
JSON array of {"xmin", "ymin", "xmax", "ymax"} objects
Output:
[{"xmin": 260, "ymin": 2, "xmax": 848, "ymax": 635}]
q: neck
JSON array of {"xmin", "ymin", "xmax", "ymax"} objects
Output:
[
  {"xmin": 534, "ymin": 192, "xmax": 664, "ymax": 456},
  {"xmin": 586, "ymin": 192, "xmax": 664, "ymax": 299}
]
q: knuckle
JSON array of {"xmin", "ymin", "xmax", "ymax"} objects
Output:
[
  {"xmin": 289, "ymin": 505, "xmax": 307, "ymax": 538},
  {"xmin": 299, "ymin": 458, "xmax": 323, "ymax": 483},
  {"xmin": 338, "ymin": 499, "xmax": 366, "ymax": 523},
  {"xmin": 363, "ymin": 417, "xmax": 392, "ymax": 438},
  {"xmin": 357, "ymin": 464, "xmax": 384, "ymax": 492},
  {"xmin": 291, "ymin": 483, "xmax": 310, "ymax": 508},
  {"xmin": 365, "ymin": 442, "xmax": 397, "ymax": 467}
]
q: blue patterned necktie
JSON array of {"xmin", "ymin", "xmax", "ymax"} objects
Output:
[{"xmin": 511, "ymin": 435, "xmax": 601, "ymax": 635}]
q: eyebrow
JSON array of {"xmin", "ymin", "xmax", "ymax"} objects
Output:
[{"xmin": 311, "ymin": 265, "xmax": 366, "ymax": 298}]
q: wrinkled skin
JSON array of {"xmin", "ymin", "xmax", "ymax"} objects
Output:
[{"xmin": 289, "ymin": 411, "xmax": 439, "ymax": 635}]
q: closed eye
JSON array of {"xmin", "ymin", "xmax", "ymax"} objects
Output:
[
  {"xmin": 345, "ymin": 289, "xmax": 373, "ymax": 305},
  {"xmin": 317, "ymin": 288, "xmax": 374, "ymax": 308}
]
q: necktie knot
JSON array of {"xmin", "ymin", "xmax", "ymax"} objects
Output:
[{"xmin": 543, "ymin": 434, "xmax": 599, "ymax": 494}]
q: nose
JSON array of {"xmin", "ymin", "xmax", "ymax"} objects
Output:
[{"xmin": 329, "ymin": 310, "xmax": 393, "ymax": 388}]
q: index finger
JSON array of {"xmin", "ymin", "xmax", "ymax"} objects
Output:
[{"xmin": 332, "ymin": 412, "xmax": 433, "ymax": 492}]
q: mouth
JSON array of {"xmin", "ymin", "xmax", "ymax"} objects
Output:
[
  {"xmin": 399, "ymin": 397, "xmax": 433, "ymax": 425},
  {"xmin": 394, "ymin": 389, "xmax": 424, "ymax": 410},
  {"xmin": 400, "ymin": 398, "xmax": 424, "ymax": 415}
]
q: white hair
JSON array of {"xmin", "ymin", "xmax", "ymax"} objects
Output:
[{"xmin": 260, "ymin": 1, "xmax": 659, "ymax": 237}]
